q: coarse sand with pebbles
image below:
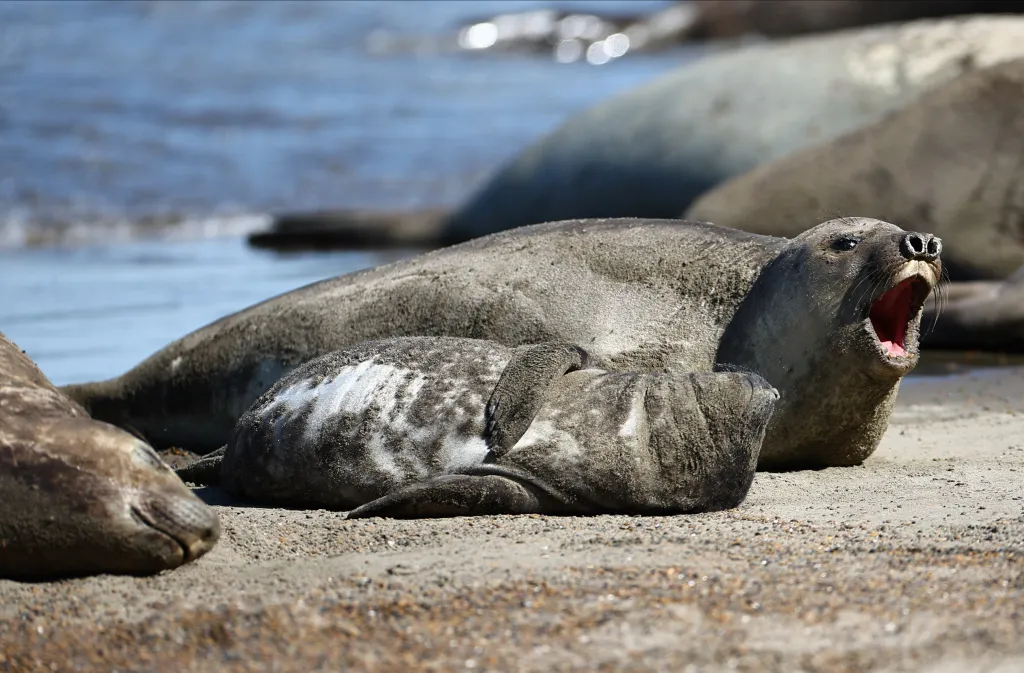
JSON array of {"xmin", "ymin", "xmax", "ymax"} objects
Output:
[{"xmin": 2, "ymin": 365, "xmax": 1023, "ymax": 672}]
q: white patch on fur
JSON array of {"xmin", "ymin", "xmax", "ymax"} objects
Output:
[
  {"xmin": 619, "ymin": 403, "xmax": 639, "ymax": 438},
  {"xmin": 438, "ymin": 435, "xmax": 491, "ymax": 471},
  {"xmin": 169, "ymin": 356, "xmax": 182, "ymax": 372},
  {"xmin": 511, "ymin": 419, "xmax": 582, "ymax": 462},
  {"xmin": 260, "ymin": 357, "xmax": 504, "ymax": 480},
  {"xmin": 264, "ymin": 359, "xmax": 429, "ymax": 479}
]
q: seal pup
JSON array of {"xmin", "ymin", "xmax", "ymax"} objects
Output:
[
  {"xmin": 65, "ymin": 217, "xmax": 941, "ymax": 470},
  {"xmin": 0, "ymin": 331, "xmax": 219, "ymax": 581},
  {"xmin": 686, "ymin": 59, "xmax": 1024, "ymax": 281},
  {"xmin": 178, "ymin": 338, "xmax": 779, "ymax": 518}
]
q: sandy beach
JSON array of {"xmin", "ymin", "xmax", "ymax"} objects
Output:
[
  {"xmin": 6, "ymin": 3, "xmax": 1022, "ymax": 670},
  {"xmin": 1, "ymin": 363, "xmax": 1021, "ymax": 672}
]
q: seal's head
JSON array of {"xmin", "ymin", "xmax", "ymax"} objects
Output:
[
  {"xmin": 655, "ymin": 370, "xmax": 780, "ymax": 511},
  {"xmin": 802, "ymin": 217, "xmax": 942, "ymax": 378},
  {"xmin": 717, "ymin": 217, "xmax": 942, "ymax": 469},
  {"xmin": 1, "ymin": 331, "xmax": 220, "ymax": 581},
  {"xmin": 0, "ymin": 416, "xmax": 221, "ymax": 581}
]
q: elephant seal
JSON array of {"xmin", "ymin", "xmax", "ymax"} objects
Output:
[
  {"xmin": 64, "ymin": 216, "xmax": 942, "ymax": 470},
  {"xmin": 0, "ymin": 331, "xmax": 219, "ymax": 581},
  {"xmin": 921, "ymin": 265, "xmax": 1024, "ymax": 352},
  {"xmin": 441, "ymin": 16, "xmax": 1024, "ymax": 242},
  {"xmin": 687, "ymin": 59, "xmax": 1024, "ymax": 281},
  {"xmin": 177, "ymin": 338, "xmax": 779, "ymax": 518},
  {"xmin": 682, "ymin": 1, "xmax": 1024, "ymax": 42}
]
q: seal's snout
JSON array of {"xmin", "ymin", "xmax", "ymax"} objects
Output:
[
  {"xmin": 745, "ymin": 374, "xmax": 780, "ymax": 400},
  {"xmin": 900, "ymin": 232, "xmax": 942, "ymax": 262},
  {"xmin": 134, "ymin": 493, "xmax": 221, "ymax": 564}
]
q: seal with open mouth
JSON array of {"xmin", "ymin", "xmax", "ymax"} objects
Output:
[
  {"xmin": 64, "ymin": 216, "xmax": 940, "ymax": 470},
  {"xmin": 178, "ymin": 337, "xmax": 779, "ymax": 518},
  {"xmin": 0, "ymin": 331, "xmax": 220, "ymax": 581},
  {"xmin": 717, "ymin": 220, "xmax": 942, "ymax": 467}
]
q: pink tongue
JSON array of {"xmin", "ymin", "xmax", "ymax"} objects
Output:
[{"xmin": 881, "ymin": 340, "xmax": 907, "ymax": 357}]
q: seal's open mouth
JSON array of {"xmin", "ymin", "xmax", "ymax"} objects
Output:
[{"xmin": 867, "ymin": 276, "xmax": 931, "ymax": 358}]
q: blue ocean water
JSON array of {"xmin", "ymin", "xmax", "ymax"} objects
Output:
[
  {"xmin": 0, "ymin": 0, "xmax": 683, "ymax": 244},
  {"xmin": 0, "ymin": 0, "xmax": 688, "ymax": 383}
]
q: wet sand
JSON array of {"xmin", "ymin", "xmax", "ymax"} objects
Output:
[{"xmin": 1, "ymin": 365, "xmax": 1022, "ymax": 672}]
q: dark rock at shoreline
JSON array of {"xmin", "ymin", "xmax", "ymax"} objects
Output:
[{"xmin": 248, "ymin": 209, "xmax": 452, "ymax": 252}]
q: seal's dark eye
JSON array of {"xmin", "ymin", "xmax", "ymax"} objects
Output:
[{"xmin": 831, "ymin": 237, "xmax": 860, "ymax": 252}]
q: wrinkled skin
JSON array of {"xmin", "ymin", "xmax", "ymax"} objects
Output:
[
  {"xmin": 65, "ymin": 217, "xmax": 939, "ymax": 470},
  {"xmin": 0, "ymin": 332, "xmax": 220, "ymax": 581}
]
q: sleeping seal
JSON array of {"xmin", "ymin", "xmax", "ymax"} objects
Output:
[
  {"xmin": 0, "ymin": 331, "xmax": 219, "ymax": 581},
  {"xmin": 440, "ymin": 16, "xmax": 1024, "ymax": 241},
  {"xmin": 178, "ymin": 338, "xmax": 778, "ymax": 518},
  {"xmin": 65, "ymin": 217, "xmax": 941, "ymax": 470},
  {"xmin": 686, "ymin": 59, "xmax": 1024, "ymax": 281}
]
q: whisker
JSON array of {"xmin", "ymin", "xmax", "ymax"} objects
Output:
[
  {"xmin": 852, "ymin": 262, "xmax": 893, "ymax": 315},
  {"xmin": 925, "ymin": 264, "xmax": 951, "ymax": 336}
]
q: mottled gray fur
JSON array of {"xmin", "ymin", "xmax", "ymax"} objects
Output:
[{"xmin": 179, "ymin": 337, "xmax": 779, "ymax": 518}]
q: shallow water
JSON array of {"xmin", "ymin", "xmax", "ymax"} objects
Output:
[
  {"xmin": 0, "ymin": 0, "xmax": 683, "ymax": 246},
  {"xmin": 1, "ymin": 239, "xmax": 419, "ymax": 384}
]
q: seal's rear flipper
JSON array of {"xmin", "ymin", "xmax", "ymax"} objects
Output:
[
  {"xmin": 346, "ymin": 474, "xmax": 548, "ymax": 519},
  {"xmin": 175, "ymin": 446, "xmax": 226, "ymax": 486},
  {"xmin": 485, "ymin": 343, "xmax": 593, "ymax": 456}
]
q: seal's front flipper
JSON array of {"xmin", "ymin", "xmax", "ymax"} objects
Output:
[
  {"xmin": 346, "ymin": 474, "xmax": 548, "ymax": 519},
  {"xmin": 175, "ymin": 446, "xmax": 226, "ymax": 486},
  {"xmin": 485, "ymin": 343, "xmax": 593, "ymax": 456}
]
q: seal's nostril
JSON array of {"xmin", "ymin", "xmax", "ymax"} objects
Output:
[
  {"xmin": 901, "ymin": 233, "xmax": 922, "ymax": 259},
  {"xmin": 901, "ymin": 233, "xmax": 940, "ymax": 261}
]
